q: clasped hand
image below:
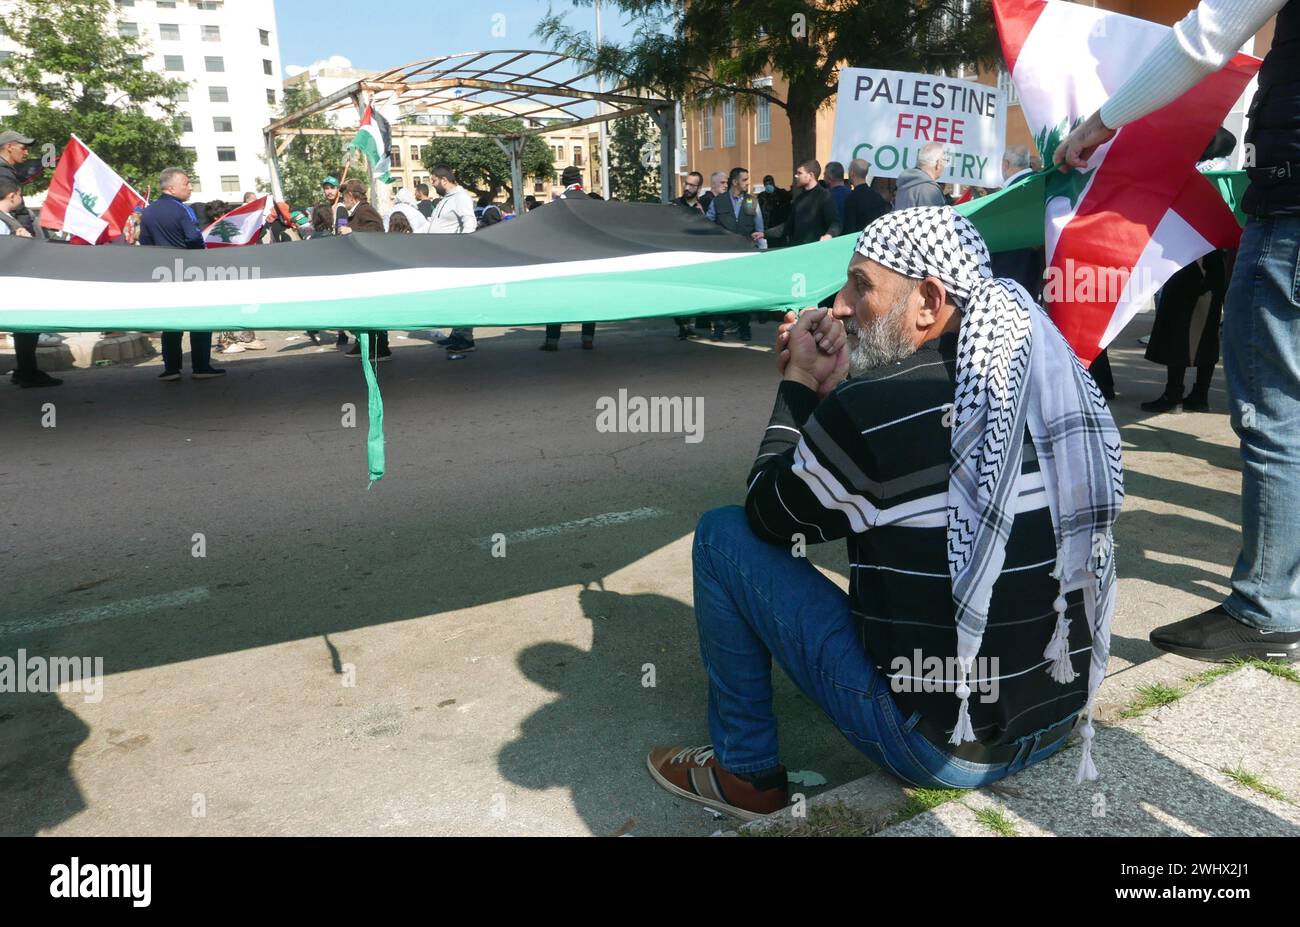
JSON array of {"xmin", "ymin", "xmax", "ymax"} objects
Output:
[{"xmin": 775, "ymin": 307, "xmax": 848, "ymax": 397}]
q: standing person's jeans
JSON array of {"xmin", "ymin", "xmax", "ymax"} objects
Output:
[
  {"xmin": 692, "ymin": 506, "xmax": 1075, "ymax": 789},
  {"xmin": 161, "ymin": 331, "xmax": 213, "ymax": 373},
  {"xmin": 1221, "ymin": 216, "xmax": 1300, "ymax": 633}
]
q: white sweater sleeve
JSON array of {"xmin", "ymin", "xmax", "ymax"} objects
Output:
[{"xmin": 1099, "ymin": 0, "xmax": 1287, "ymax": 129}]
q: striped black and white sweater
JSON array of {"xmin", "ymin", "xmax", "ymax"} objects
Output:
[{"xmin": 745, "ymin": 332, "xmax": 1089, "ymax": 756}]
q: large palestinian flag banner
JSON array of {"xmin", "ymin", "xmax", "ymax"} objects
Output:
[
  {"xmin": 0, "ymin": 198, "xmax": 852, "ymax": 333},
  {"xmin": 994, "ymin": 0, "xmax": 1261, "ymax": 362}
]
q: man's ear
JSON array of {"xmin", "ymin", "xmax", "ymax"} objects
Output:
[{"xmin": 915, "ymin": 277, "xmax": 948, "ymax": 328}]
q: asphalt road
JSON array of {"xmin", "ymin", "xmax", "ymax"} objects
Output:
[
  {"xmin": 0, "ymin": 321, "xmax": 873, "ymax": 836},
  {"xmin": 0, "ymin": 316, "xmax": 1246, "ymax": 835}
]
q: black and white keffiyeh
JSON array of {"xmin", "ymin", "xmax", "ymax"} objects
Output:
[{"xmin": 855, "ymin": 207, "xmax": 1125, "ymax": 783}]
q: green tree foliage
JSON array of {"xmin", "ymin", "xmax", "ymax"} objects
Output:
[
  {"xmin": 537, "ymin": 0, "xmax": 1000, "ymax": 172},
  {"xmin": 421, "ymin": 115, "xmax": 554, "ymax": 201},
  {"xmin": 609, "ymin": 113, "xmax": 660, "ymax": 202},
  {"xmin": 261, "ymin": 83, "xmax": 369, "ymax": 209},
  {"xmin": 0, "ymin": 0, "xmax": 194, "ymax": 191}
]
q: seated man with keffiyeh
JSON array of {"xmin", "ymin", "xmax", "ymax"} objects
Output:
[{"xmin": 647, "ymin": 207, "xmax": 1124, "ymax": 822}]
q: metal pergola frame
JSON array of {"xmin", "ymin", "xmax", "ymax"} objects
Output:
[{"xmin": 264, "ymin": 50, "xmax": 679, "ymax": 214}]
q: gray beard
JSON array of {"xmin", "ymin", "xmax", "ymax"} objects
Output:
[{"xmin": 845, "ymin": 292, "xmax": 918, "ymax": 376}]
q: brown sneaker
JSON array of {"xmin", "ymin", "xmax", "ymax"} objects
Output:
[{"xmin": 646, "ymin": 745, "xmax": 788, "ymax": 822}]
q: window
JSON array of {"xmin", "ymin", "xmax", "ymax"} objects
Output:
[
  {"xmin": 212, "ymin": 116, "xmax": 232, "ymax": 132},
  {"xmin": 190, "ymin": 175, "xmax": 201, "ymax": 193},
  {"xmin": 118, "ymin": 22, "xmax": 139, "ymax": 37},
  {"xmin": 205, "ymin": 56, "xmax": 224, "ymax": 72},
  {"xmin": 410, "ymin": 144, "xmax": 421, "ymax": 164},
  {"xmin": 262, "ymin": 59, "xmax": 273, "ymax": 76},
  {"xmin": 390, "ymin": 146, "xmax": 402, "ymax": 168},
  {"xmin": 175, "ymin": 115, "xmax": 193, "ymax": 133},
  {"xmin": 722, "ymin": 96, "xmax": 736, "ymax": 147},
  {"xmin": 157, "ymin": 1, "xmax": 176, "ymax": 7},
  {"xmin": 159, "ymin": 23, "xmax": 180, "ymax": 40},
  {"xmin": 997, "ymin": 67, "xmax": 1019, "ymax": 106},
  {"xmin": 208, "ymin": 86, "xmax": 228, "ymax": 103},
  {"xmin": 756, "ymin": 94, "xmax": 771, "ymax": 143},
  {"xmin": 259, "ymin": 29, "xmax": 270, "ymax": 46},
  {"xmin": 217, "ymin": 147, "xmax": 236, "ymax": 162},
  {"xmin": 699, "ymin": 105, "xmax": 714, "ymax": 149},
  {"xmin": 164, "ymin": 54, "xmax": 184, "ymax": 71},
  {"xmin": 533, "ymin": 179, "xmax": 544, "ymax": 193},
  {"xmin": 265, "ymin": 88, "xmax": 276, "ymax": 105},
  {"xmin": 573, "ymin": 145, "xmax": 583, "ymax": 166},
  {"xmin": 175, "ymin": 86, "xmax": 188, "ymax": 102},
  {"xmin": 196, "ymin": 1, "xmax": 222, "ymax": 10},
  {"xmin": 0, "ymin": 87, "xmax": 16, "ymax": 102},
  {"xmin": 115, "ymin": 0, "xmax": 134, "ymax": 7},
  {"xmin": 201, "ymin": 25, "xmax": 221, "ymax": 42},
  {"xmin": 182, "ymin": 146, "xmax": 197, "ymax": 161},
  {"xmin": 554, "ymin": 145, "xmax": 564, "ymax": 162},
  {"xmin": 221, "ymin": 175, "xmax": 240, "ymax": 193}
]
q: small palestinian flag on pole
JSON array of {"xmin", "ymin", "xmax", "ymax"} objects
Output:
[
  {"xmin": 994, "ymin": 0, "xmax": 1260, "ymax": 363},
  {"xmin": 347, "ymin": 104, "xmax": 394, "ymax": 183},
  {"xmin": 39, "ymin": 135, "xmax": 146, "ymax": 244},
  {"xmin": 202, "ymin": 194, "xmax": 271, "ymax": 247}
]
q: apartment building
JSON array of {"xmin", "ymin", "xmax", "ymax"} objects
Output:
[{"xmin": 0, "ymin": 0, "xmax": 283, "ymax": 197}]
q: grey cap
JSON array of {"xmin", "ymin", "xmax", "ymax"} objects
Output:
[{"xmin": 0, "ymin": 130, "xmax": 35, "ymax": 146}]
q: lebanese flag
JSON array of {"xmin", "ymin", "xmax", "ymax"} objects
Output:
[
  {"xmin": 203, "ymin": 194, "xmax": 270, "ymax": 247},
  {"xmin": 38, "ymin": 135, "xmax": 146, "ymax": 245},
  {"xmin": 347, "ymin": 105, "xmax": 394, "ymax": 183},
  {"xmin": 994, "ymin": 0, "xmax": 1261, "ymax": 363}
]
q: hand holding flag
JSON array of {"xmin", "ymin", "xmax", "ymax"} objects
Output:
[{"xmin": 38, "ymin": 135, "xmax": 146, "ymax": 245}]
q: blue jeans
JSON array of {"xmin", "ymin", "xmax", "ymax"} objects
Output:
[
  {"xmin": 1222, "ymin": 216, "xmax": 1300, "ymax": 632},
  {"xmin": 691, "ymin": 506, "xmax": 1074, "ymax": 789}
]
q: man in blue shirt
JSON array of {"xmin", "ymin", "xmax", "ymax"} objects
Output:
[{"xmin": 139, "ymin": 167, "xmax": 224, "ymax": 381}]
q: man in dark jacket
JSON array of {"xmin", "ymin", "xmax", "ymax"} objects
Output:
[
  {"xmin": 1, "ymin": 175, "xmax": 61, "ymax": 388},
  {"xmin": 841, "ymin": 158, "xmax": 891, "ymax": 234},
  {"xmin": 139, "ymin": 167, "xmax": 224, "ymax": 381},
  {"xmin": 894, "ymin": 142, "xmax": 948, "ymax": 210},
  {"xmin": 336, "ymin": 179, "xmax": 390, "ymax": 361},
  {"xmin": 310, "ymin": 176, "xmax": 345, "ymax": 236},
  {"xmin": 672, "ymin": 171, "xmax": 706, "ymax": 214},
  {"xmin": 0, "ymin": 130, "xmax": 39, "ymax": 234},
  {"xmin": 768, "ymin": 159, "xmax": 841, "ymax": 246}
]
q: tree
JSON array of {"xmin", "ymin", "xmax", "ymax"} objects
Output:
[
  {"xmin": 260, "ymin": 83, "xmax": 369, "ymax": 209},
  {"xmin": 0, "ymin": 0, "xmax": 194, "ymax": 191},
  {"xmin": 609, "ymin": 113, "xmax": 660, "ymax": 202},
  {"xmin": 421, "ymin": 115, "xmax": 554, "ymax": 201},
  {"xmin": 537, "ymin": 0, "xmax": 1000, "ymax": 173}
]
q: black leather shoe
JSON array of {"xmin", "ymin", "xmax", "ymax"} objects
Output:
[
  {"xmin": 1151, "ymin": 604, "xmax": 1300, "ymax": 663},
  {"xmin": 1140, "ymin": 392, "xmax": 1183, "ymax": 414},
  {"xmin": 1181, "ymin": 390, "xmax": 1210, "ymax": 413},
  {"xmin": 12, "ymin": 370, "xmax": 63, "ymax": 388}
]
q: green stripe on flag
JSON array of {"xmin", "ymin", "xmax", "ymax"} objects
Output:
[{"xmin": 358, "ymin": 331, "xmax": 385, "ymax": 485}]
